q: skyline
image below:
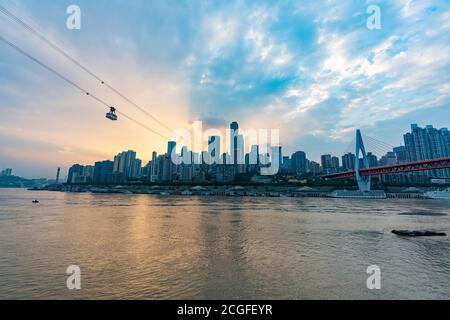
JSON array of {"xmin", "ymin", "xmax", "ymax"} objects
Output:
[
  {"xmin": 7, "ymin": 121, "xmax": 447, "ymax": 182},
  {"xmin": 1, "ymin": 0, "xmax": 450, "ymax": 178},
  {"xmin": 62, "ymin": 122, "xmax": 450, "ymax": 186}
]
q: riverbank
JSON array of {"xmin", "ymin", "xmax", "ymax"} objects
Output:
[{"xmin": 31, "ymin": 184, "xmax": 434, "ymax": 199}]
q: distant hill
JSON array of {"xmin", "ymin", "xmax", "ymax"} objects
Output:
[{"xmin": 0, "ymin": 175, "xmax": 47, "ymax": 188}]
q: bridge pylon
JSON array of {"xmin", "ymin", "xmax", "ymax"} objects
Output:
[{"xmin": 355, "ymin": 129, "xmax": 371, "ymax": 192}]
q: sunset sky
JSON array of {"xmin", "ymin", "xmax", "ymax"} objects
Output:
[{"xmin": 0, "ymin": 0, "xmax": 449, "ymax": 178}]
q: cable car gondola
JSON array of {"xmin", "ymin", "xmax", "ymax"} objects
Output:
[{"xmin": 106, "ymin": 107, "xmax": 118, "ymax": 121}]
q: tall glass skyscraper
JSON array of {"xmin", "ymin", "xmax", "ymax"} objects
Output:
[
  {"xmin": 167, "ymin": 141, "xmax": 177, "ymax": 156},
  {"xmin": 404, "ymin": 124, "xmax": 450, "ymax": 177},
  {"xmin": 230, "ymin": 122, "xmax": 239, "ymax": 165},
  {"xmin": 208, "ymin": 136, "xmax": 221, "ymax": 163}
]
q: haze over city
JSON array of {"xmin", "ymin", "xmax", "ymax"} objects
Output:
[{"xmin": 0, "ymin": 0, "xmax": 449, "ymax": 178}]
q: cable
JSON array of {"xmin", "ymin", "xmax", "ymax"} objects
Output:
[
  {"xmin": 365, "ymin": 139, "xmax": 392, "ymax": 154},
  {"xmin": 0, "ymin": 35, "xmax": 170, "ymax": 140},
  {"xmin": 364, "ymin": 142, "xmax": 389, "ymax": 157},
  {"xmin": 364, "ymin": 139, "xmax": 393, "ymax": 156},
  {"xmin": 0, "ymin": 4, "xmax": 173, "ymax": 133},
  {"xmin": 363, "ymin": 135, "xmax": 395, "ymax": 149}
]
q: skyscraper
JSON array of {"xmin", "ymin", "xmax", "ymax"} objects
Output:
[
  {"xmin": 331, "ymin": 156, "xmax": 340, "ymax": 172},
  {"xmin": 208, "ymin": 136, "xmax": 221, "ymax": 164},
  {"xmin": 366, "ymin": 152, "xmax": 378, "ymax": 167},
  {"xmin": 379, "ymin": 152, "xmax": 397, "ymax": 166},
  {"xmin": 167, "ymin": 141, "xmax": 177, "ymax": 156},
  {"xmin": 113, "ymin": 150, "xmax": 138, "ymax": 181},
  {"xmin": 55, "ymin": 167, "xmax": 61, "ymax": 184},
  {"xmin": 404, "ymin": 124, "xmax": 450, "ymax": 177},
  {"xmin": 249, "ymin": 145, "xmax": 259, "ymax": 165},
  {"xmin": 321, "ymin": 154, "xmax": 332, "ymax": 172},
  {"xmin": 1, "ymin": 168, "xmax": 12, "ymax": 177},
  {"xmin": 150, "ymin": 151, "xmax": 158, "ymax": 181},
  {"xmin": 291, "ymin": 151, "xmax": 307, "ymax": 175},
  {"xmin": 230, "ymin": 122, "xmax": 239, "ymax": 165},
  {"xmin": 236, "ymin": 134, "xmax": 245, "ymax": 173},
  {"xmin": 309, "ymin": 161, "xmax": 321, "ymax": 176},
  {"xmin": 67, "ymin": 164, "xmax": 83, "ymax": 183},
  {"xmin": 276, "ymin": 146, "xmax": 283, "ymax": 172},
  {"xmin": 93, "ymin": 160, "xmax": 114, "ymax": 183},
  {"xmin": 393, "ymin": 146, "xmax": 408, "ymax": 164},
  {"xmin": 342, "ymin": 153, "xmax": 356, "ymax": 171},
  {"xmin": 132, "ymin": 159, "xmax": 142, "ymax": 178}
]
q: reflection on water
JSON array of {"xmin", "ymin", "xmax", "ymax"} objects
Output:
[{"xmin": 0, "ymin": 188, "xmax": 449, "ymax": 300}]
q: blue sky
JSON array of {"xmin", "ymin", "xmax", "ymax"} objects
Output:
[{"xmin": 0, "ymin": 0, "xmax": 449, "ymax": 178}]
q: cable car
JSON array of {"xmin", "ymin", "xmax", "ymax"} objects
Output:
[{"xmin": 106, "ymin": 107, "xmax": 118, "ymax": 121}]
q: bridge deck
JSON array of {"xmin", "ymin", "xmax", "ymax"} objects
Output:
[{"xmin": 322, "ymin": 157, "xmax": 450, "ymax": 179}]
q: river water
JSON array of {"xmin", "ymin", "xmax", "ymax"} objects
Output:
[{"xmin": 0, "ymin": 188, "xmax": 449, "ymax": 300}]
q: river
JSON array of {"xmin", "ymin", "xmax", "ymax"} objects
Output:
[{"xmin": 0, "ymin": 188, "xmax": 449, "ymax": 299}]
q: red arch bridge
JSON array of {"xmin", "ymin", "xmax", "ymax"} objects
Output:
[{"xmin": 322, "ymin": 157, "xmax": 450, "ymax": 180}]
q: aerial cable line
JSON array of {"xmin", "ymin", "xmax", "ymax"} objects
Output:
[
  {"xmin": 0, "ymin": 35, "xmax": 170, "ymax": 141},
  {"xmin": 0, "ymin": 4, "xmax": 173, "ymax": 133}
]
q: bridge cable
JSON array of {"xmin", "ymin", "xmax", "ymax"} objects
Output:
[
  {"xmin": 363, "ymin": 141, "xmax": 388, "ymax": 157},
  {"xmin": 363, "ymin": 135, "xmax": 395, "ymax": 150},
  {"xmin": 364, "ymin": 139, "xmax": 393, "ymax": 156}
]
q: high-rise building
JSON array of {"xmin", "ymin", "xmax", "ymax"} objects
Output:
[
  {"xmin": 167, "ymin": 141, "xmax": 177, "ymax": 156},
  {"xmin": 1, "ymin": 168, "xmax": 12, "ymax": 177},
  {"xmin": 309, "ymin": 161, "xmax": 321, "ymax": 176},
  {"xmin": 237, "ymin": 134, "xmax": 245, "ymax": 167},
  {"xmin": 379, "ymin": 152, "xmax": 397, "ymax": 166},
  {"xmin": 55, "ymin": 167, "xmax": 61, "ymax": 184},
  {"xmin": 321, "ymin": 154, "xmax": 332, "ymax": 172},
  {"xmin": 281, "ymin": 156, "xmax": 291, "ymax": 174},
  {"xmin": 366, "ymin": 152, "xmax": 378, "ymax": 167},
  {"xmin": 230, "ymin": 121, "xmax": 239, "ymax": 165},
  {"xmin": 404, "ymin": 124, "xmax": 450, "ymax": 177},
  {"xmin": 342, "ymin": 153, "xmax": 356, "ymax": 171},
  {"xmin": 208, "ymin": 136, "xmax": 221, "ymax": 164},
  {"xmin": 331, "ymin": 156, "xmax": 340, "ymax": 172},
  {"xmin": 275, "ymin": 146, "xmax": 283, "ymax": 173},
  {"xmin": 67, "ymin": 165, "xmax": 94, "ymax": 183},
  {"xmin": 248, "ymin": 146, "xmax": 258, "ymax": 174},
  {"xmin": 393, "ymin": 146, "xmax": 408, "ymax": 164},
  {"xmin": 93, "ymin": 161, "xmax": 114, "ymax": 183},
  {"xmin": 132, "ymin": 159, "xmax": 142, "ymax": 178},
  {"xmin": 67, "ymin": 164, "xmax": 83, "ymax": 183},
  {"xmin": 443, "ymin": 128, "xmax": 450, "ymax": 156},
  {"xmin": 113, "ymin": 150, "xmax": 139, "ymax": 181},
  {"xmin": 83, "ymin": 166, "xmax": 94, "ymax": 182},
  {"xmin": 291, "ymin": 151, "xmax": 307, "ymax": 175},
  {"xmin": 150, "ymin": 151, "xmax": 158, "ymax": 181},
  {"xmin": 179, "ymin": 148, "xmax": 193, "ymax": 182},
  {"xmin": 249, "ymin": 145, "xmax": 259, "ymax": 166}
]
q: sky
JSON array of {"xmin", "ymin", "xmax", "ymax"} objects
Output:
[{"xmin": 0, "ymin": 0, "xmax": 449, "ymax": 178}]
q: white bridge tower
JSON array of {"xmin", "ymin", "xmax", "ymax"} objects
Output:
[{"xmin": 355, "ymin": 129, "xmax": 371, "ymax": 192}]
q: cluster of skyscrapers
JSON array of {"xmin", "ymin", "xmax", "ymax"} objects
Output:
[
  {"xmin": 68, "ymin": 121, "xmax": 276, "ymax": 184},
  {"xmin": 0, "ymin": 168, "xmax": 12, "ymax": 177},
  {"xmin": 67, "ymin": 123, "xmax": 450, "ymax": 185}
]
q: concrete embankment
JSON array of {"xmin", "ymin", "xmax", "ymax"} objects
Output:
[
  {"xmin": 386, "ymin": 193, "xmax": 423, "ymax": 199},
  {"xmin": 40, "ymin": 184, "xmax": 434, "ymax": 200}
]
